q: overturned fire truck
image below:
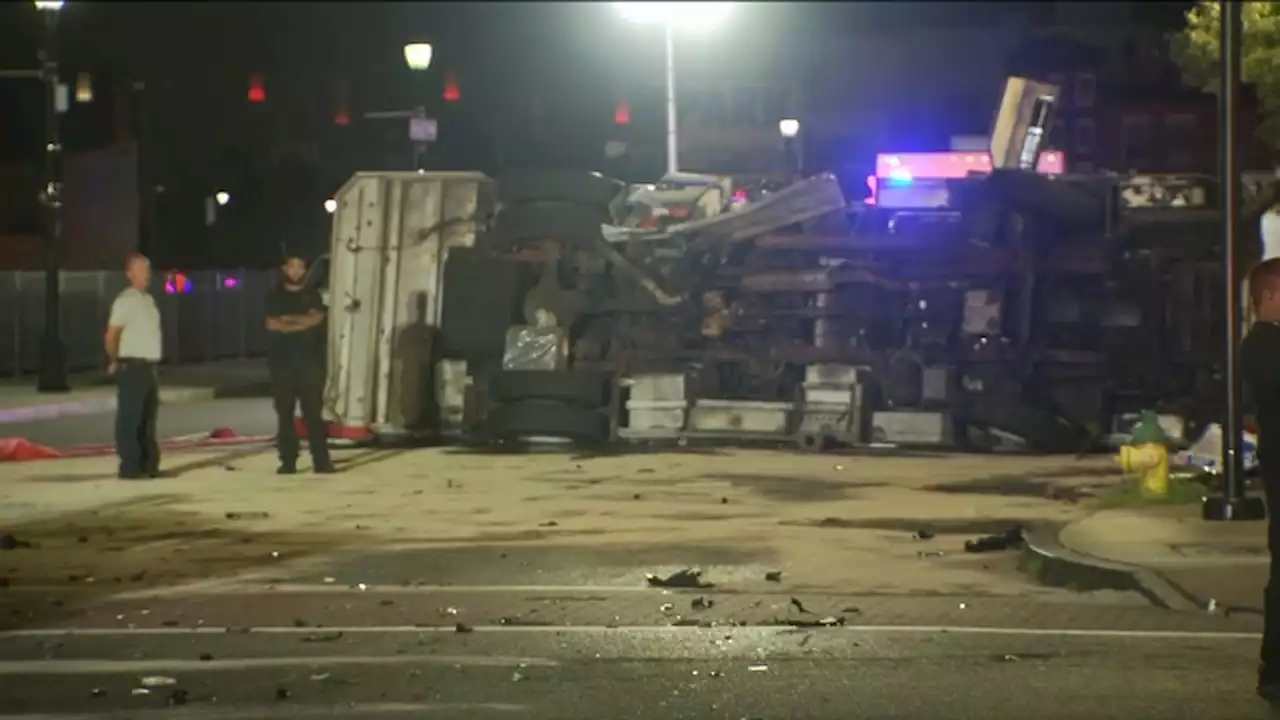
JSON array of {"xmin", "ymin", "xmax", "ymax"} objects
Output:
[{"xmin": 321, "ymin": 76, "xmax": 1276, "ymax": 453}]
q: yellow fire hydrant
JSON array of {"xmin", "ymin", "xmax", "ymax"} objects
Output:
[{"xmin": 1115, "ymin": 410, "xmax": 1170, "ymax": 498}]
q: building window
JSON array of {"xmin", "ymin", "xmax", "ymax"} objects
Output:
[
  {"xmin": 1074, "ymin": 72, "xmax": 1097, "ymax": 108},
  {"xmin": 1165, "ymin": 113, "xmax": 1198, "ymax": 170},
  {"xmin": 1073, "ymin": 118, "xmax": 1096, "ymax": 154},
  {"xmin": 1049, "ymin": 119, "xmax": 1066, "ymax": 148},
  {"xmin": 1121, "ymin": 113, "xmax": 1153, "ymax": 169}
]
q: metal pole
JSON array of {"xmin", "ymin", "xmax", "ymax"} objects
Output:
[
  {"xmin": 664, "ymin": 24, "xmax": 678, "ymax": 175},
  {"xmin": 1205, "ymin": 0, "xmax": 1265, "ymax": 521},
  {"xmin": 36, "ymin": 6, "xmax": 67, "ymax": 393}
]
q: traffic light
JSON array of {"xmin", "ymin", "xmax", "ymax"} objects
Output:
[
  {"xmin": 247, "ymin": 73, "xmax": 266, "ymax": 103},
  {"xmin": 334, "ymin": 94, "xmax": 350, "ymax": 126},
  {"xmin": 614, "ymin": 101, "xmax": 630, "ymax": 126},
  {"xmin": 443, "ymin": 71, "xmax": 460, "ymax": 102}
]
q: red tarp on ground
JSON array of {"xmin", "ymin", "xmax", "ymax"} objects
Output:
[{"xmin": 0, "ymin": 437, "xmax": 63, "ymax": 462}]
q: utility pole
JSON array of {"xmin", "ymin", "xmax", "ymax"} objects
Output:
[{"xmin": 35, "ymin": 0, "xmax": 68, "ymax": 392}]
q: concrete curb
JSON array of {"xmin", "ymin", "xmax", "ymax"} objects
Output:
[
  {"xmin": 0, "ymin": 380, "xmax": 271, "ymax": 425},
  {"xmin": 1019, "ymin": 522, "xmax": 1199, "ymax": 612}
]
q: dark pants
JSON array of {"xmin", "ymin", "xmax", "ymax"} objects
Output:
[
  {"xmin": 271, "ymin": 361, "xmax": 331, "ymax": 468},
  {"xmin": 115, "ymin": 359, "xmax": 159, "ymax": 476}
]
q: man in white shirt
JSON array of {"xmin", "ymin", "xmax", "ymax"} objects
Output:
[{"xmin": 103, "ymin": 254, "xmax": 163, "ymax": 480}]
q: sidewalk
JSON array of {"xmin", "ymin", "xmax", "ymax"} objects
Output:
[
  {"xmin": 1052, "ymin": 501, "xmax": 1268, "ymax": 612},
  {"xmin": 0, "ymin": 358, "xmax": 269, "ymax": 424}
]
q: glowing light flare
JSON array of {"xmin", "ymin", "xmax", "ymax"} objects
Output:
[
  {"xmin": 443, "ymin": 72, "xmax": 460, "ymax": 102},
  {"xmin": 324, "ymin": 198, "xmax": 338, "ymax": 214},
  {"xmin": 222, "ymin": 276, "xmax": 239, "ymax": 290},
  {"xmin": 865, "ymin": 175, "xmax": 878, "ymax": 205},
  {"xmin": 403, "ymin": 43, "xmax": 434, "ymax": 72},
  {"xmin": 615, "ymin": 2, "xmax": 733, "ymax": 31},
  {"xmin": 615, "ymin": 101, "xmax": 631, "ymax": 126},
  {"xmin": 164, "ymin": 273, "xmax": 194, "ymax": 295},
  {"xmin": 778, "ymin": 118, "xmax": 800, "ymax": 138},
  {"xmin": 247, "ymin": 73, "xmax": 266, "ymax": 103},
  {"xmin": 875, "ymin": 150, "xmax": 1065, "ymax": 179}
]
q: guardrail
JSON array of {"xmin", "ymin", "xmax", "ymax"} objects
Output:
[{"xmin": 0, "ymin": 269, "xmax": 275, "ymax": 377}]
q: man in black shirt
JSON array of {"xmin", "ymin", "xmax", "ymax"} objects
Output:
[
  {"xmin": 265, "ymin": 256, "xmax": 335, "ymax": 475},
  {"xmin": 1243, "ymin": 257, "xmax": 1280, "ymax": 701}
]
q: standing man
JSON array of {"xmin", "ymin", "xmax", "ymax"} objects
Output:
[
  {"xmin": 265, "ymin": 255, "xmax": 335, "ymax": 474},
  {"xmin": 104, "ymin": 253, "xmax": 163, "ymax": 480},
  {"xmin": 1243, "ymin": 257, "xmax": 1280, "ymax": 701}
]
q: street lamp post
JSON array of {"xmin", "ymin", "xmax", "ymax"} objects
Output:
[
  {"xmin": 403, "ymin": 42, "xmax": 434, "ymax": 171},
  {"xmin": 36, "ymin": 0, "xmax": 68, "ymax": 393},
  {"xmin": 615, "ymin": 3, "xmax": 733, "ymax": 176},
  {"xmin": 1205, "ymin": 0, "xmax": 1267, "ymax": 522},
  {"xmin": 778, "ymin": 117, "xmax": 801, "ymax": 178}
]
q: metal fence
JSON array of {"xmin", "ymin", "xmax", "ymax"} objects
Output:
[{"xmin": 0, "ymin": 269, "xmax": 275, "ymax": 377}]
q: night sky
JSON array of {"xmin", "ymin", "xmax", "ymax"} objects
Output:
[{"xmin": 0, "ymin": 1, "xmax": 1195, "ymax": 266}]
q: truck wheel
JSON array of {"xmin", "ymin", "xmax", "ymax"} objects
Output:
[
  {"xmin": 491, "ymin": 201, "xmax": 607, "ymax": 249},
  {"xmin": 486, "ymin": 401, "xmax": 607, "ymax": 442},
  {"xmin": 498, "ymin": 170, "xmax": 625, "ymax": 208},
  {"xmin": 490, "ymin": 371, "xmax": 608, "ymax": 408}
]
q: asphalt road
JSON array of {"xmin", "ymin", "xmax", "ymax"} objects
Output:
[
  {"xmin": 0, "ymin": 625, "xmax": 1267, "ymax": 719},
  {"xmin": 0, "ymin": 398, "xmax": 278, "ymax": 448}
]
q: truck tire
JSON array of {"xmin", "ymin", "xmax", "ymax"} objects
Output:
[
  {"xmin": 498, "ymin": 170, "xmax": 625, "ymax": 208},
  {"xmin": 491, "ymin": 201, "xmax": 607, "ymax": 250},
  {"xmin": 486, "ymin": 400, "xmax": 607, "ymax": 441},
  {"xmin": 490, "ymin": 370, "xmax": 608, "ymax": 408}
]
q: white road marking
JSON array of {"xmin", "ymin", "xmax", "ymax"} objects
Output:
[
  {"xmin": 0, "ymin": 623, "xmax": 1259, "ymax": 641},
  {"xmin": 12, "ymin": 703, "xmax": 527, "ymax": 719},
  {"xmin": 0, "ymin": 654, "xmax": 556, "ymax": 674},
  {"xmin": 114, "ymin": 583, "xmax": 661, "ymax": 597}
]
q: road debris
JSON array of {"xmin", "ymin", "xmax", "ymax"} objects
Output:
[
  {"xmin": 275, "ymin": 687, "xmax": 291, "ymax": 701},
  {"xmin": 309, "ymin": 673, "xmax": 331, "ymax": 681},
  {"xmin": 918, "ymin": 550, "xmax": 945, "ymax": 559},
  {"xmin": 0, "ymin": 534, "xmax": 32, "ymax": 550},
  {"xmin": 168, "ymin": 689, "xmax": 189, "ymax": 706},
  {"xmin": 455, "ymin": 622, "xmax": 474, "ymax": 633},
  {"xmin": 646, "ymin": 568, "xmax": 713, "ymax": 589},
  {"xmin": 1207, "ymin": 598, "xmax": 1218, "ymax": 614},
  {"xmin": 440, "ymin": 606, "xmax": 459, "ymax": 616},
  {"xmin": 963, "ymin": 526, "xmax": 1025, "ymax": 553},
  {"xmin": 789, "ymin": 597, "xmax": 813, "ymax": 614},
  {"xmin": 511, "ymin": 671, "xmax": 527, "ymax": 682},
  {"xmin": 198, "ymin": 653, "xmax": 213, "ymax": 661},
  {"xmin": 538, "ymin": 521, "xmax": 559, "ymax": 527},
  {"xmin": 913, "ymin": 529, "xmax": 936, "ymax": 540},
  {"xmin": 91, "ymin": 688, "xmax": 107, "ymax": 698},
  {"xmin": 131, "ymin": 688, "xmax": 150, "ymax": 696},
  {"xmin": 748, "ymin": 664, "xmax": 769, "ymax": 672},
  {"xmin": 660, "ymin": 603, "xmax": 675, "ymax": 613},
  {"xmin": 140, "ymin": 676, "xmax": 178, "ymax": 688},
  {"xmin": 764, "ymin": 570, "xmax": 783, "ymax": 582},
  {"xmin": 302, "ymin": 631, "xmax": 344, "ymax": 643},
  {"xmin": 691, "ymin": 596, "xmax": 714, "ymax": 610},
  {"xmin": 224, "ymin": 511, "xmax": 270, "ymax": 521}
]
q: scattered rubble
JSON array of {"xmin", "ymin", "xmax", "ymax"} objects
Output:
[
  {"xmin": 963, "ymin": 526, "xmax": 1025, "ymax": 553},
  {"xmin": 789, "ymin": 597, "xmax": 812, "ymax": 615},
  {"xmin": 0, "ymin": 534, "xmax": 32, "ymax": 550},
  {"xmin": 691, "ymin": 596, "xmax": 714, "ymax": 610},
  {"xmin": 764, "ymin": 570, "xmax": 783, "ymax": 582},
  {"xmin": 224, "ymin": 511, "xmax": 270, "ymax": 521},
  {"xmin": 913, "ymin": 529, "xmax": 936, "ymax": 540},
  {"xmin": 646, "ymin": 568, "xmax": 713, "ymax": 589}
]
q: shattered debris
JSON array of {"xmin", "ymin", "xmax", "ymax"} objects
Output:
[
  {"xmin": 538, "ymin": 521, "xmax": 559, "ymax": 528},
  {"xmin": 454, "ymin": 622, "xmax": 473, "ymax": 633},
  {"xmin": 789, "ymin": 597, "xmax": 812, "ymax": 615},
  {"xmin": 691, "ymin": 596, "xmax": 714, "ymax": 610},
  {"xmin": 748, "ymin": 664, "xmax": 769, "ymax": 672},
  {"xmin": 913, "ymin": 529, "xmax": 935, "ymax": 540},
  {"xmin": 168, "ymin": 688, "xmax": 189, "ymax": 706},
  {"xmin": 660, "ymin": 603, "xmax": 675, "ymax": 614},
  {"xmin": 764, "ymin": 570, "xmax": 783, "ymax": 583},
  {"xmin": 275, "ymin": 687, "xmax": 291, "ymax": 701},
  {"xmin": 963, "ymin": 526, "xmax": 1024, "ymax": 553},
  {"xmin": 224, "ymin": 511, "xmax": 270, "ymax": 521},
  {"xmin": 91, "ymin": 688, "xmax": 107, "ymax": 698},
  {"xmin": 302, "ymin": 631, "xmax": 344, "ymax": 643},
  {"xmin": 918, "ymin": 550, "xmax": 945, "ymax": 559},
  {"xmin": 646, "ymin": 568, "xmax": 713, "ymax": 589},
  {"xmin": 0, "ymin": 534, "xmax": 32, "ymax": 550}
]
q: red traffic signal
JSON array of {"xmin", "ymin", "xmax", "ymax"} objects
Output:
[
  {"xmin": 443, "ymin": 72, "xmax": 460, "ymax": 102},
  {"xmin": 247, "ymin": 73, "xmax": 266, "ymax": 103},
  {"xmin": 614, "ymin": 101, "xmax": 631, "ymax": 126}
]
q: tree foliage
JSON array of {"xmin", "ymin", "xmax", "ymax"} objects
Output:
[{"xmin": 1169, "ymin": 1, "xmax": 1280, "ymax": 148}]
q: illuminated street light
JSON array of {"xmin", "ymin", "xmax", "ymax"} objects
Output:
[
  {"xmin": 403, "ymin": 43, "xmax": 434, "ymax": 72},
  {"xmin": 214, "ymin": 191, "xmax": 230, "ymax": 206},
  {"xmin": 615, "ymin": 2, "xmax": 733, "ymax": 175},
  {"xmin": 324, "ymin": 198, "xmax": 337, "ymax": 214},
  {"xmin": 33, "ymin": 0, "xmax": 64, "ymax": 11},
  {"xmin": 778, "ymin": 118, "xmax": 800, "ymax": 139}
]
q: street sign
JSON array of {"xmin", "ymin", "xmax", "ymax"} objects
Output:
[{"xmin": 408, "ymin": 117, "xmax": 438, "ymax": 143}]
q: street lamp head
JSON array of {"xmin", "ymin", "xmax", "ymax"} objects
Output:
[
  {"xmin": 403, "ymin": 43, "xmax": 434, "ymax": 72},
  {"xmin": 324, "ymin": 198, "xmax": 338, "ymax": 214},
  {"xmin": 214, "ymin": 191, "xmax": 230, "ymax": 206},
  {"xmin": 778, "ymin": 118, "xmax": 800, "ymax": 139},
  {"xmin": 615, "ymin": 2, "xmax": 732, "ymax": 31},
  {"xmin": 34, "ymin": 0, "xmax": 64, "ymax": 11}
]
